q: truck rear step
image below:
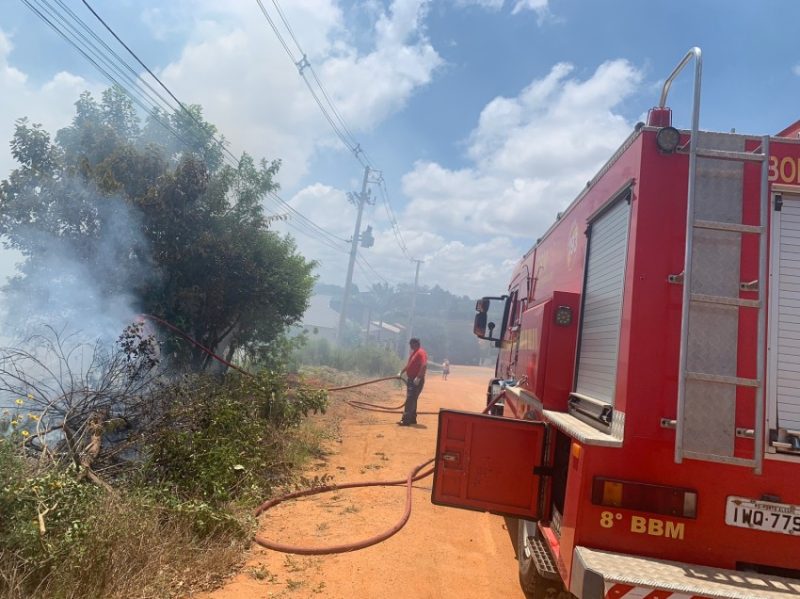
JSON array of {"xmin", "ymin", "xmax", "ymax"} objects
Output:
[
  {"xmin": 525, "ymin": 532, "xmax": 560, "ymax": 581},
  {"xmin": 571, "ymin": 546, "xmax": 800, "ymax": 599}
]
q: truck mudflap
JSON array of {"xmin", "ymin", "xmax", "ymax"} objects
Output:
[{"xmin": 570, "ymin": 546, "xmax": 800, "ymax": 599}]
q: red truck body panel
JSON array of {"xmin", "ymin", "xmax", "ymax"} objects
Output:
[{"xmin": 488, "ymin": 126, "xmax": 800, "ymax": 586}]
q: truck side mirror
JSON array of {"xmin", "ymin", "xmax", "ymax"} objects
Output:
[
  {"xmin": 473, "ymin": 295, "xmax": 509, "ymax": 346},
  {"xmin": 474, "ymin": 312, "xmax": 488, "ymax": 336}
]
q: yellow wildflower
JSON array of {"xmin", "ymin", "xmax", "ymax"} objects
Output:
[
  {"xmin": 27, "ymin": 394, "xmax": 33, "ymax": 399},
  {"xmin": 20, "ymin": 430, "xmax": 29, "ymax": 437},
  {"xmin": 10, "ymin": 420, "xmax": 18, "ymax": 427},
  {"xmin": 28, "ymin": 414, "xmax": 39, "ymax": 421},
  {"xmin": 15, "ymin": 399, "xmax": 23, "ymax": 405}
]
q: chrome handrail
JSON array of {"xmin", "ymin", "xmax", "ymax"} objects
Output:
[
  {"xmin": 754, "ymin": 135, "xmax": 769, "ymax": 475},
  {"xmin": 672, "ymin": 47, "xmax": 702, "ymax": 466}
]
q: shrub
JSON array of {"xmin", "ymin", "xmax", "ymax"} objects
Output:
[
  {"xmin": 143, "ymin": 370, "xmax": 327, "ymax": 504},
  {"xmin": 294, "ymin": 338, "xmax": 403, "ymax": 376},
  {"xmin": 0, "ymin": 445, "xmax": 103, "ymax": 593},
  {"xmin": 0, "ymin": 467, "xmax": 247, "ymax": 598},
  {"xmin": 0, "ymin": 366, "xmax": 330, "ymax": 598}
]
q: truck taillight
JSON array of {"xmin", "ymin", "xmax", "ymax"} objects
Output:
[{"xmin": 592, "ymin": 477, "xmax": 697, "ymax": 519}]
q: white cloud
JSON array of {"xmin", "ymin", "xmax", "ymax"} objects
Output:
[
  {"xmin": 0, "ymin": 6, "xmax": 640, "ymax": 300},
  {"xmin": 454, "ymin": 0, "xmax": 551, "ymax": 20},
  {"xmin": 157, "ymin": 0, "xmax": 442, "ymax": 187},
  {"xmin": 0, "ymin": 30, "xmax": 98, "ymax": 179},
  {"xmin": 393, "ymin": 59, "xmax": 642, "ymax": 294},
  {"xmin": 276, "ymin": 177, "xmax": 528, "ymax": 296},
  {"xmin": 0, "ymin": 29, "xmax": 102, "ymax": 284},
  {"xmin": 453, "ymin": 0, "xmax": 505, "ymax": 10},
  {"xmin": 512, "ymin": 0, "xmax": 550, "ymax": 16},
  {"xmin": 276, "ymin": 58, "xmax": 644, "ymax": 297},
  {"xmin": 793, "ymin": 64, "xmax": 800, "ymax": 77},
  {"xmin": 270, "ymin": 167, "xmax": 513, "ymax": 294}
]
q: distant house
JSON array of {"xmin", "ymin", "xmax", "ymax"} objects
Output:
[
  {"xmin": 300, "ymin": 295, "xmax": 340, "ymax": 343},
  {"xmin": 366, "ymin": 320, "xmax": 405, "ymax": 350}
]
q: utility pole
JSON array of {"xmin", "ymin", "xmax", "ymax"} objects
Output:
[
  {"xmin": 404, "ymin": 259, "xmax": 423, "ymax": 351},
  {"xmin": 337, "ymin": 165, "xmax": 371, "ymax": 344}
]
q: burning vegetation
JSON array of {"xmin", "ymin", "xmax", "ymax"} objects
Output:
[{"xmin": 0, "ymin": 88, "xmax": 327, "ymax": 598}]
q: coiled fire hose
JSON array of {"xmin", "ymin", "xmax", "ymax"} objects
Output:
[
  {"xmin": 253, "ymin": 459, "xmax": 435, "ymax": 554},
  {"xmin": 253, "ymin": 395, "xmax": 502, "ymax": 555},
  {"xmin": 143, "ymin": 314, "xmax": 499, "ymax": 554}
]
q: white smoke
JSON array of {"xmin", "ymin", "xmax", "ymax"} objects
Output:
[{"xmin": 1, "ymin": 183, "xmax": 152, "ymax": 349}]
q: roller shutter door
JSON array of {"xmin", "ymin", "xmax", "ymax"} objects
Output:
[
  {"xmin": 574, "ymin": 197, "xmax": 630, "ymax": 406},
  {"xmin": 770, "ymin": 195, "xmax": 800, "ymax": 432}
]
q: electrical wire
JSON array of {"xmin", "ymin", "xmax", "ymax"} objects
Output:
[
  {"xmin": 377, "ymin": 175, "xmax": 412, "ymax": 260},
  {"xmin": 270, "ymin": 0, "xmax": 362, "ymax": 153},
  {"xmin": 261, "ymin": 194, "xmax": 349, "ymax": 253},
  {"xmin": 354, "ymin": 261, "xmax": 381, "ymax": 288},
  {"xmin": 255, "ymin": 0, "xmax": 362, "ymax": 163},
  {"xmin": 81, "ymin": 0, "xmax": 241, "ymax": 168},
  {"xmin": 26, "ymin": 0, "xmax": 407, "ymax": 282},
  {"xmin": 22, "ymin": 0, "xmax": 355, "ymax": 259},
  {"xmin": 254, "ymin": 0, "xmax": 415, "ymax": 260},
  {"xmin": 49, "ymin": 0, "xmax": 177, "ymax": 119},
  {"xmin": 21, "ymin": 0, "xmax": 204, "ymax": 157},
  {"xmin": 23, "ymin": 0, "xmax": 235, "ymax": 172},
  {"xmin": 268, "ymin": 191, "xmax": 349, "ymax": 245},
  {"xmin": 32, "ymin": 0, "xmax": 412, "ymax": 266},
  {"xmin": 269, "ymin": 0, "xmax": 361, "ymax": 153},
  {"xmin": 356, "ymin": 253, "xmax": 391, "ymax": 285}
]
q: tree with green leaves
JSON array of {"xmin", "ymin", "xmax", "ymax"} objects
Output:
[{"xmin": 0, "ymin": 86, "xmax": 315, "ymax": 371}]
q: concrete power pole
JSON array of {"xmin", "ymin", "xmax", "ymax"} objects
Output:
[
  {"xmin": 404, "ymin": 259, "xmax": 423, "ymax": 351},
  {"xmin": 337, "ymin": 166, "xmax": 371, "ymax": 344}
]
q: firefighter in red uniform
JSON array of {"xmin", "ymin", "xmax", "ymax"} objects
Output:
[{"xmin": 398, "ymin": 338, "xmax": 427, "ymax": 426}]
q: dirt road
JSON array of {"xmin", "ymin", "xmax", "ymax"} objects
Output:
[{"xmin": 201, "ymin": 365, "xmax": 524, "ymax": 599}]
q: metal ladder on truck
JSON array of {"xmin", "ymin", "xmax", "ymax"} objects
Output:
[{"xmin": 665, "ymin": 49, "xmax": 770, "ymax": 474}]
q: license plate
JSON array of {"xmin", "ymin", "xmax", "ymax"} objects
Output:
[{"xmin": 725, "ymin": 496, "xmax": 800, "ymax": 535}]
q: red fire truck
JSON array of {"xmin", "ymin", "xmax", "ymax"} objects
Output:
[{"xmin": 430, "ymin": 49, "xmax": 800, "ymax": 598}]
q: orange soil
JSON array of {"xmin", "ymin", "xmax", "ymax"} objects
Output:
[{"xmin": 197, "ymin": 365, "xmax": 523, "ymax": 599}]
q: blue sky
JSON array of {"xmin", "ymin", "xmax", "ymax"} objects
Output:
[{"xmin": 2, "ymin": 0, "xmax": 800, "ymax": 298}]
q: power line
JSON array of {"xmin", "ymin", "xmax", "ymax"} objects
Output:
[
  {"xmin": 262, "ymin": 193, "xmax": 349, "ymax": 253},
  {"xmin": 52, "ymin": 0, "xmax": 177, "ymax": 115},
  {"xmin": 22, "ymin": 0, "xmax": 354, "ymax": 258},
  {"xmin": 80, "ymin": 0, "xmax": 241, "ymax": 168},
  {"xmin": 269, "ymin": 0, "xmax": 361, "ymax": 153},
  {"xmin": 356, "ymin": 253, "xmax": 390, "ymax": 284},
  {"xmin": 25, "ymin": 0, "xmax": 233, "ymax": 170},
  {"xmin": 255, "ymin": 0, "xmax": 360, "ymax": 161},
  {"xmin": 22, "ymin": 0, "xmax": 198, "ymax": 154},
  {"xmin": 267, "ymin": 191, "xmax": 349, "ymax": 245},
  {"xmin": 254, "ymin": 0, "xmax": 413, "ymax": 259},
  {"xmin": 32, "ymin": 0, "xmax": 234, "ymax": 170},
  {"xmin": 376, "ymin": 174, "xmax": 412, "ymax": 260}
]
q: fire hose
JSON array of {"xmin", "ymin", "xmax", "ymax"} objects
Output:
[
  {"xmin": 252, "ymin": 394, "xmax": 502, "ymax": 555},
  {"xmin": 143, "ymin": 314, "xmax": 499, "ymax": 554}
]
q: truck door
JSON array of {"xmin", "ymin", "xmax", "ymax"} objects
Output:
[{"xmin": 431, "ymin": 410, "xmax": 547, "ymax": 519}]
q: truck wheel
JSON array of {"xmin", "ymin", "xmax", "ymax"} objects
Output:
[{"xmin": 517, "ymin": 520, "xmax": 568, "ymax": 598}]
